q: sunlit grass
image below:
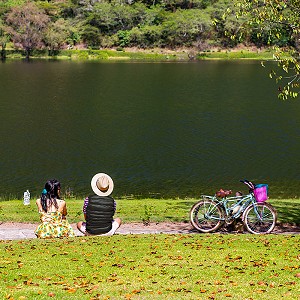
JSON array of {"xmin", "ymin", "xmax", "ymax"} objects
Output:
[
  {"xmin": 197, "ymin": 49, "xmax": 275, "ymax": 60},
  {"xmin": 1, "ymin": 234, "xmax": 300, "ymax": 299},
  {"xmin": 0, "ymin": 198, "xmax": 197, "ymax": 224},
  {"xmin": 0, "ymin": 198, "xmax": 299, "ymax": 224},
  {"xmin": 4, "ymin": 48, "xmax": 278, "ymax": 62}
]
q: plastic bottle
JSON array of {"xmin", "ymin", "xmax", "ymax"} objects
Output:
[
  {"xmin": 232, "ymin": 205, "xmax": 241, "ymax": 215},
  {"xmin": 23, "ymin": 190, "xmax": 30, "ymax": 205}
]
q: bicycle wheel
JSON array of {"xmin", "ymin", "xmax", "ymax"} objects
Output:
[
  {"xmin": 243, "ymin": 202, "xmax": 277, "ymax": 234},
  {"xmin": 190, "ymin": 199, "xmax": 223, "ymax": 233}
]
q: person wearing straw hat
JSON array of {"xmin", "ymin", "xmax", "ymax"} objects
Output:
[{"xmin": 77, "ymin": 173, "xmax": 121, "ymax": 236}]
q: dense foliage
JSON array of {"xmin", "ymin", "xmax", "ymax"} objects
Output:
[
  {"xmin": 0, "ymin": 0, "xmax": 296, "ymax": 53},
  {"xmin": 235, "ymin": 0, "xmax": 300, "ymax": 99}
]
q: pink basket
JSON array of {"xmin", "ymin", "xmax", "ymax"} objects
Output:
[{"xmin": 254, "ymin": 185, "xmax": 268, "ymax": 202}]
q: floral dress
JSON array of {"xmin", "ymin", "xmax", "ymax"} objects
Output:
[{"xmin": 35, "ymin": 211, "xmax": 75, "ymax": 238}]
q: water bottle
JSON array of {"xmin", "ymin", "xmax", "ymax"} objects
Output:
[
  {"xmin": 23, "ymin": 190, "xmax": 30, "ymax": 205},
  {"xmin": 232, "ymin": 205, "xmax": 241, "ymax": 215}
]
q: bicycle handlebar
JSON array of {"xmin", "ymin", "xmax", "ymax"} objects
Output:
[{"xmin": 240, "ymin": 179, "xmax": 255, "ymax": 191}]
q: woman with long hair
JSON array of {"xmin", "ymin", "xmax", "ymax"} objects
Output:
[{"xmin": 35, "ymin": 179, "xmax": 75, "ymax": 238}]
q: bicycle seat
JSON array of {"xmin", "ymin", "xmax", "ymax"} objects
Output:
[{"xmin": 216, "ymin": 189, "xmax": 232, "ymax": 198}]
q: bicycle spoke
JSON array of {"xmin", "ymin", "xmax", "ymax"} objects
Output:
[
  {"xmin": 244, "ymin": 203, "xmax": 276, "ymax": 234},
  {"xmin": 190, "ymin": 199, "xmax": 223, "ymax": 233}
]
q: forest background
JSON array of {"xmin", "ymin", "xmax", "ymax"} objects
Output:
[{"xmin": 0, "ymin": 0, "xmax": 297, "ymax": 56}]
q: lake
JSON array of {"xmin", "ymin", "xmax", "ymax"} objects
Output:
[{"xmin": 1, "ymin": 59, "xmax": 300, "ymax": 199}]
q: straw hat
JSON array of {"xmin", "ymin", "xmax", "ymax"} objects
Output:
[{"xmin": 91, "ymin": 173, "xmax": 114, "ymax": 196}]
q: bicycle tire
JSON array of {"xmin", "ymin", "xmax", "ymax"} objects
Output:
[
  {"xmin": 190, "ymin": 199, "xmax": 224, "ymax": 233},
  {"xmin": 243, "ymin": 202, "xmax": 277, "ymax": 234}
]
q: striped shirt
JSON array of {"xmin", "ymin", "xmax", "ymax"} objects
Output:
[{"xmin": 83, "ymin": 196, "xmax": 116, "ymax": 214}]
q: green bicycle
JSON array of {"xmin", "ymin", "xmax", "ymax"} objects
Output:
[{"xmin": 190, "ymin": 180, "xmax": 277, "ymax": 234}]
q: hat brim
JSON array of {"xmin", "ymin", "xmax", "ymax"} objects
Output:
[{"xmin": 91, "ymin": 173, "xmax": 114, "ymax": 196}]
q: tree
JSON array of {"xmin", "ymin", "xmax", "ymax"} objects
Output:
[
  {"xmin": 236, "ymin": 0, "xmax": 300, "ymax": 100},
  {"xmin": 162, "ymin": 9, "xmax": 212, "ymax": 47},
  {"xmin": 0, "ymin": 19, "xmax": 9, "ymax": 60},
  {"xmin": 5, "ymin": 2, "xmax": 49, "ymax": 59},
  {"xmin": 210, "ymin": 0, "xmax": 249, "ymax": 47},
  {"xmin": 44, "ymin": 18, "xmax": 69, "ymax": 55},
  {"xmin": 88, "ymin": 2, "xmax": 138, "ymax": 34},
  {"xmin": 0, "ymin": 0, "xmax": 26, "ymax": 16},
  {"xmin": 81, "ymin": 24, "xmax": 101, "ymax": 48}
]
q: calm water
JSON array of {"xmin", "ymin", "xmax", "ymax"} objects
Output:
[{"xmin": 1, "ymin": 60, "xmax": 300, "ymax": 199}]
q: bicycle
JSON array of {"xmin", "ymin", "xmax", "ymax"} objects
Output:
[{"xmin": 190, "ymin": 180, "xmax": 277, "ymax": 234}]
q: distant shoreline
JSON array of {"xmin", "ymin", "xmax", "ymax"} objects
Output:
[{"xmin": 2, "ymin": 46, "xmax": 276, "ymax": 61}]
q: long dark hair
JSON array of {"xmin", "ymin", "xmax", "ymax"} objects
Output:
[{"xmin": 40, "ymin": 179, "xmax": 61, "ymax": 212}]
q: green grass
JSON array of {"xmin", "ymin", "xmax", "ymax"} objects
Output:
[
  {"xmin": 1, "ymin": 198, "xmax": 300, "ymax": 299},
  {"xmin": 4, "ymin": 49, "xmax": 187, "ymax": 61},
  {"xmin": 0, "ymin": 198, "xmax": 299, "ymax": 224},
  {"xmin": 1, "ymin": 234, "xmax": 300, "ymax": 299},
  {"xmin": 197, "ymin": 49, "xmax": 275, "ymax": 60},
  {"xmin": 0, "ymin": 198, "xmax": 196, "ymax": 224},
  {"xmin": 4, "ymin": 48, "xmax": 277, "ymax": 61}
]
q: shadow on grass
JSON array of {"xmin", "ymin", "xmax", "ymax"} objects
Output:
[
  {"xmin": 161, "ymin": 200, "xmax": 197, "ymax": 222},
  {"xmin": 166, "ymin": 200, "xmax": 196, "ymax": 208},
  {"xmin": 168, "ymin": 199, "xmax": 300, "ymax": 225},
  {"xmin": 272, "ymin": 201, "xmax": 300, "ymax": 224}
]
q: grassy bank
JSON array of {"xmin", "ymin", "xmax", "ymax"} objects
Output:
[
  {"xmin": 3, "ymin": 48, "xmax": 187, "ymax": 61},
  {"xmin": 1, "ymin": 198, "xmax": 300, "ymax": 299},
  {"xmin": 197, "ymin": 49, "xmax": 275, "ymax": 60},
  {"xmin": 0, "ymin": 198, "xmax": 299, "ymax": 225},
  {"xmin": 1, "ymin": 233, "xmax": 299, "ymax": 299},
  {"xmin": 3, "ymin": 47, "xmax": 276, "ymax": 61}
]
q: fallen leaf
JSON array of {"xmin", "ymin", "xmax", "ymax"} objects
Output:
[{"xmin": 256, "ymin": 289, "xmax": 266, "ymax": 293}]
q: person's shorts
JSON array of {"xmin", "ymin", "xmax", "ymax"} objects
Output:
[{"xmin": 79, "ymin": 220, "xmax": 120, "ymax": 236}]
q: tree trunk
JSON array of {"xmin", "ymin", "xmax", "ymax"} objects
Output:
[
  {"xmin": 25, "ymin": 47, "xmax": 31, "ymax": 60},
  {"xmin": 0, "ymin": 42, "xmax": 6, "ymax": 60},
  {"xmin": 295, "ymin": 33, "xmax": 300, "ymax": 53},
  {"xmin": 0, "ymin": 48, "xmax": 6, "ymax": 61}
]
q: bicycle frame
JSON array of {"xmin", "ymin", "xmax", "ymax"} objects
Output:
[{"xmin": 201, "ymin": 192, "xmax": 257, "ymax": 221}]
